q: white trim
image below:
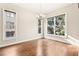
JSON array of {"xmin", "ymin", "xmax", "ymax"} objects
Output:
[
  {"xmin": 67, "ymin": 35, "xmax": 79, "ymax": 46},
  {"xmin": 45, "ymin": 35, "xmax": 69, "ymax": 44},
  {"xmin": 0, "ymin": 37, "xmax": 41, "ymax": 48},
  {"xmin": 64, "ymin": 12, "xmax": 68, "ymax": 38},
  {"xmin": 45, "ymin": 35, "xmax": 79, "ymax": 47},
  {"xmin": 54, "ymin": 16, "xmax": 56, "ymax": 35}
]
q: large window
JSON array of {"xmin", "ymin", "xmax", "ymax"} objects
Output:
[{"xmin": 47, "ymin": 14, "xmax": 65, "ymax": 36}]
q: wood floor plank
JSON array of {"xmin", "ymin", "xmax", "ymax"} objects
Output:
[{"xmin": 0, "ymin": 39, "xmax": 78, "ymax": 56}]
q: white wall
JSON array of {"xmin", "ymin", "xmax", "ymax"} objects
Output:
[
  {"xmin": 45, "ymin": 3, "xmax": 79, "ymax": 43},
  {"xmin": 0, "ymin": 3, "xmax": 42, "ymax": 47},
  {"xmin": 17, "ymin": 5, "xmax": 42, "ymax": 41}
]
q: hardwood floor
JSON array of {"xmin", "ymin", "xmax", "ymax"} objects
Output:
[
  {"xmin": 0, "ymin": 40, "xmax": 38, "ymax": 56},
  {"xmin": 42, "ymin": 39, "xmax": 78, "ymax": 56},
  {"xmin": 0, "ymin": 39, "xmax": 78, "ymax": 56}
]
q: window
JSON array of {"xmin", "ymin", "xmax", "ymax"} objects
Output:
[
  {"xmin": 38, "ymin": 19, "xmax": 41, "ymax": 34},
  {"xmin": 3, "ymin": 9, "xmax": 16, "ymax": 40},
  {"xmin": 47, "ymin": 14, "xmax": 65, "ymax": 36},
  {"xmin": 55, "ymin": 14, "xmax": 65, "ymax": 35},
  {"xmin": 47, "ymin": 17, "xmax": 54, "ymax": 34},
  {"xmin": 5, "ymin": 10, "xmax": 16, "ymax": 38}
]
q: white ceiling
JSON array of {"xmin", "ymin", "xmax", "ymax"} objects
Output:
[{"xmin": 15, "ymin": 3, "xmax": 70, "ymax": 14}]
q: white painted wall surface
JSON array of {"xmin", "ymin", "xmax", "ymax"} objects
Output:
[{"xmin": 0, "ymin": 3, "xmax": 42, "ymax": 47}]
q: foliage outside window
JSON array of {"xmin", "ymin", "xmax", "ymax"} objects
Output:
[
  {"xmin": 47, "ymin": 17, "xmax": 54, "ymax": 34},
  {"xmin": 47, "ymin": 14, "xmax": 65, "ymax": 36}
]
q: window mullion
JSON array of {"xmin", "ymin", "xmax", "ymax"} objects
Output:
[{"xmin": 54, "ymin": 17, "xmax": 56, "ymax": 35}]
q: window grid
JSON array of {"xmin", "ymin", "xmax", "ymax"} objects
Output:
[{"xmin": 47, "ymin": 14, "xmax": 65, "ymax": 36}]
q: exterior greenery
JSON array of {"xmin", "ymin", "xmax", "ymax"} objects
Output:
[
  {"xmin": 55, "ymin": 14, "xmax": 65, "ymax": 35},
  {"xmin": 47, "ymin": 14, "xmax": 65, "ymax": 36},
  {"xmin": 47, "ymin": 17, "xmax": 54, "ymax": 34}
]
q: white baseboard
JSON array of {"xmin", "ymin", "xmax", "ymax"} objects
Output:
[
  {"xmin": 45, "ymin": 36, "xmax": 69, "ymax": 44},
  {"xmin": 0, "ymin": 36, "xmax": 41, "ymax": 48},
  {"xmin": 0, "ymin": 35, "xmax": 78, "ymax": 48},
  {"xmin": 67, "ymin": 35, "xmax": 79, "ymax": 46},
  {"xmin": 45, "ymin": 35, "xmax": 79, "ymax": 46}
]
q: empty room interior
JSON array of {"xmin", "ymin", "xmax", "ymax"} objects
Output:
[{"xmin": 0, "ymin": 3, "xmax": 79, "ymax": 56}]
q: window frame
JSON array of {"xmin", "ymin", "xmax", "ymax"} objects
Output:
[
  {"xmin": 47, "ymin": 13, "xmax": 67, "ymax": 38},
  {"xmin": 2, "ymin": 8, "xmax": 17, "ymax": 40}
]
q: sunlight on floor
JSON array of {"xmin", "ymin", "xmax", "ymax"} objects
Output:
[{"xmin": 2, "ymin": 46, "xmax": 18, "ymax": 56}]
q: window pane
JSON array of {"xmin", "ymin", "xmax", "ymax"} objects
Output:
[
  {"xmin": 47, "ymin": 27, "xmax": 54, "ymax": 34},
  {"xmin": 38, "ymin": 27, "xmax": 41, "ymax": 33},
  {"xmin": 38, "ymin": 19, "xmax": 41, "ymax": 26},
  {"xmin": 55, "ymin": 26, "xmax": 65, "ymax": 35},
  {"xmin": 47, "ymin": 17, "xmax": 54, "ymax": 26},
  {"xmin": 6, "ymin": 12, "xmax": 10, "ymax": 17},
  {"xmin": 10, "ymin": 13, "xmax": 15, "ymax": 17},
  {"xmin": 6, "ymin": 31, "xmax": 15, "ymax": 37},
  {"xmin": 47, "ymin": 17, "xmax": 54, "ymax": 34},
  {"xmin": 55, "ymin": 14, "xmax": 65, "ymax": 35},
  {"xmin": 38, "ymin": 20, "xmax": 41, "ymax": 34}
]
